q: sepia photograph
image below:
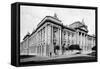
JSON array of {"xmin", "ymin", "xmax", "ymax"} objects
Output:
[{"xmin": 10, "ymin": 3, "xmax": 97, "ymax": 66}]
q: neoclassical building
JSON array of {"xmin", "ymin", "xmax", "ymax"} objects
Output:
[{"xmin": 20, "ymin": 14, "xmax": 95, "ymax": 56}]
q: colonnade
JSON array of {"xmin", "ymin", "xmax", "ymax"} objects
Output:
[
  {"xmin": 30, "ymin": 23, "xmax": 62, "ymax": 56},
  {"xmin": 20, "ymin": 23, "xmax": 95, "ymax": 56},
  {"xmin": 77, "ymin": 31, "xmax": 94, "ymax": 51}
]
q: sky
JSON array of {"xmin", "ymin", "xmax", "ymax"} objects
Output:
[{"xmin": 20, "ymin": 5, "xmax": 95, "ymax": 42}]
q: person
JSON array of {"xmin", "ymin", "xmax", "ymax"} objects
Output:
[
  {"xmin": 50, "ymin": 52, "xmax": 52, "ymax": 57},
  {"xmin": 62, "ymin": 43, "xmax": 65, "ymax": 54}
]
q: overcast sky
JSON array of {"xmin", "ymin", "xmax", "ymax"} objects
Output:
[{"xmin": 20, "ymin": 5, "xmax": 95, "ymax": 42}]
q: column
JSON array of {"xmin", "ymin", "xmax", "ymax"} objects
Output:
[
  {"xmin": 43, "ymin": 27, "xmax": 45, "ymax": 56},
  {"xmin": 41, "ymin": 29, "xmax": 42, "ymax": 56},
  {"xmin": 59, "ymin": 27, "xmax": 62, "ymax": 55},
  {"xmin": 77, "ymin": 32, "xmax": 79, "ymax": 45},
  {"xmin": 46, "ymin": 25, "xmax": 48, "ymax": 56},
  {"xmin": 79, "ymin": 32, "xmax": 80, "ymax": 46},
  {"xmin": 85, "ymin": 34, "xmax": 87, "ymax": 50},
  {"xmin": 80, "ymin": 32, "xmax": 82, "ymax": 49},
  {"xmin": 86, "ymin": 35, "xmax": 88, "ymax": 51},
  {"xmin": 75, "ymin": 32, "xmax": 77, "ymax": 44},
  {"xmin": 51, "ymin": 25, "xmax": 54, "ymax": 56},
  {"xmin": 40, "ymin": 30, "xmax": 42, "ymax": 56},
  {"xmin": 76, "ymin": 32, "xmax": 79, "ymax": 45},
  {"xmin": 27, "ymin": 38, "xmax": 29, "ymax": 55},
  {"xmin": 83, "ymin": 33, "xmax": 85, "ymax": 50},
  {"xmin": 44, "ymin": 26, "xmax": 47, "ymax": 56},
  {"xmin": 70, "ymin": 33, "xmax": 72, "ymax": 45},
  {"xmin": 91, "ymin": 38, "xmax": 93, "ymax": 50},
  {"xmin": 81, "ymin": 33, "xmax": 84, "ymax": 49},
  {"xmin": 47, "ymin": 24, "xmax": 51, "ymax": 56},
  {"xmin": 73, "ymin": 33, "xmax": 76, "ymax": 44},
  {"xmin": 82, "ymin": 33, "xmax": 84, "ymax": 50},
  {"xmin": 93, "ymin": 38, "xmax": 95, "ymax": 47}
]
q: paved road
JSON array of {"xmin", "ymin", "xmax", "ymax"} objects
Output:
[{"xmin": 20, "ymin": 54, "xmax": 95, "ymax": 63}]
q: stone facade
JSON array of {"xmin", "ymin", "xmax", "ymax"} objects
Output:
[{"xmin": 20, "ymin": 15, "xmax": 95, "ymax": 56}]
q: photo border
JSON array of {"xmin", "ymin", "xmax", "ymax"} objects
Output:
[{"xmin": 11, "ymin": 2, "xmax": 98, "ymax": 67}]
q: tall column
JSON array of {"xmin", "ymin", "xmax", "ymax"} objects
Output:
[
  {"xmin": 85, "ymin": 35, "xmax": 87, "ymax": 50},
  {"xmin": 81, "ymin": 33, "xmax": 84, "ymax": 49},
  {"xmin": 76, "ymin": 32, "xmax": 79, "ymax": 45},
  {"xmin": 82, "ymin": 33, "xmax": 83, "ymax": 49},
  {"xmin": 75, "ymin": 32, "xmax": 77, "ymax": 44},
  {"xmin": 41, "ymin": 30, "xmax": 43, "ymax": 56},
  {"xmin": 78, "ymin": 32, "xmax": 80, "ymax": 45},
  {"xmin": 82, "ymin": 33, "xmax": 84, "ymax": 49},
  {"xmin": 86, "ymin": 35, "xmax": 88, "ymax": 51},
  {"xmin": 51, "ymin": 24, "xmax": 54, "ymax": 56},
  {"xmin": 79, "ymin": 32, "xmax": 80, "ymax": 46},
  {"xmin": 40, "ymin": 30, "xmax": 42, "ymax": 56},
  {"xmin": 83, "ymin": 33, "xmax": 85, "ymax": 50},
  {"xmin": 43, "ymin": 27, "xmax": 46, "ymax": 56},
  {"xmin": 70, "ymin": 33, "xmax": 72, "ymax": 45},
  {"xmin": 93, "ymin": 38, "xmax": 95, "ymax": 47},
  {"xmin": 80, "ymin": 32, "xmax": 82, "ymax": 49},
  {"xmin": 46, "ymin": 24, "xmax": 48, "ymax": 56},
  {"xmin": 77, "ymin": 32, "xmax": 79, "ymax": 45},
  {"xmin": 59, "ymin": 28, "xmax": 62, "ymax": 55},
  {"xmin": 91, "ymin": 38, "xmax": 93, "ymax": 49},
  {"xmin": 44, "ymin": 25, "xmax": 47, "ymax": 56},
  {"xmin": 52, "ymin": 25, "xmax": 54, "ymax": 56}
]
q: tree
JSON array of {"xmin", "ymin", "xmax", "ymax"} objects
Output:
[
  {"xmin": 92, "ymin": 46, "xmax": 96, "ymax": 50},
  {"xmin": 68, "ymin": 44, "xmax": 81, "ymax": 50},
  {"xmin": 55, "ymin": 45, "xmax": 60, "ymax": 50}
]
